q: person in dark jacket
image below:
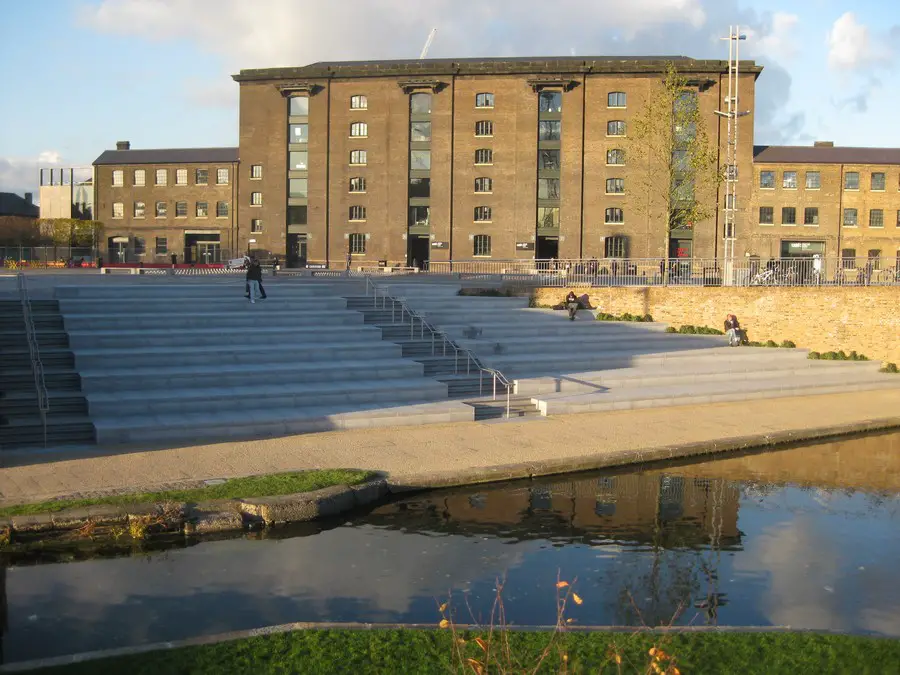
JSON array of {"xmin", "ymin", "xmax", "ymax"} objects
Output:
[
  {"xmin": 565, "ymin": 291, "xmax": 580, "ymax": 321},
  {"xmin": 246, "ymin": 258, "xmax": 263, "ymax": 303},
  {"xmin": 724, "ymin": 314, "xmax": 743, "ymax": 346}
]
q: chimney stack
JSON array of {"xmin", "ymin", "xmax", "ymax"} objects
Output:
[
  {"xmin": 814, "ymin": 141, "xmax": 834, "ymax": 148},
  {"xmin": 24, "ymin": 192, "xmax": 33, "ymax": 205},
  {"xmin": 116, "ymin": 140, "xmax": 131, "ymax": 151}
]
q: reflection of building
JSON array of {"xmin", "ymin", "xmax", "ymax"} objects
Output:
[
  {"xmin": 39, "ymin": 168, "xmax": 94, "ymax": 220},
  {"xmin": 371, "ymin": 473, "xmax": 741, "ymax": 549},
  {"xmin": 93, "ymin": 142, "xmax": 239, "ymax": 263}
]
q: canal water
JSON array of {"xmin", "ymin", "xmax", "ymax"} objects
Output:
[{"xmin": 3, "ymin": 432, "xmax": 900, "ymax": 664}]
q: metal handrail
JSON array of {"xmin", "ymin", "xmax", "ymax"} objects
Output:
[
  {"xmin": 363, "ymin": 276, "xmax": 514, "ymax": 418},
  {"xmin": 16, "ymin": 273, "xmax": 49, "ymax": 447}
]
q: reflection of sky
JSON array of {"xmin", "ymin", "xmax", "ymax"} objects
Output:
[{"xmin": 4, "ymin": 481, "xmax": 900, "ymax": 663}]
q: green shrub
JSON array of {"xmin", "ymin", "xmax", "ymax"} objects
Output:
[
  {"xmin": 749, "ymin": 341, "xmax": 763, "ymax": 347},
  {"xmin": 838, "ymin": 350, "xmax": 848, "ymax": 360},
  {"xmin": 665, "ymin": 326, "xmax": 677, "ymax": 333},
  {"xmin": 808, "ymin": 351, "xmax": 821, "ymax": 359},
  {"xmin": 765, "ymin": 340, "xmax": 779, "ymax": 348},
  {"xmin": 621, "ymin": 312, "xmax": 634, "ymax": 321},
  {"xmin": 881, "ymin": 362, "xmax": 899, "ymax": 373},
  {"xmin": 643, "ymin": 314, "xmax": 654, "ymax": 322},
  {"xmin": 781, "ymin": 340, "xmax": 797, "ymax": 349}
]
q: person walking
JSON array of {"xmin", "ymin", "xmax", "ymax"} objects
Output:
[{"xmin": 246, "ymin": 257, "xmax": 263, "ymax": 304}]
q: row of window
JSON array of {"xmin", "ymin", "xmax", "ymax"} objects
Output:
[
  {"xmin": 759, "ymin": 170, "xmax": 892, "ymax": 191},
  {"xmin": 759, "ymin": 206, "xmax": 900, "ymax": 227},
  {"xmin": 346, "ymin": 233, "xmax": 494, "ymax": 257},
  {"xmin": 335, "ymin": 119, "xmax": 625, "ymax": 144},
  {"xmin": 347, "ymin": 147, "xmax": 624, "ymax": 169},
  {"xmin": 338, "ymin": 91, "xmax": 628, "ymax": 113},
  {"xmin": 339, "ymin": 204, "xmax": 624, "ymax": 226},
  {"xmin": 112, "ymin": 201, "xmax": 230, "ymax": 219},
  {"xmin": 112, "ymin": 168, "xmax": 230, "ymax": 188}
]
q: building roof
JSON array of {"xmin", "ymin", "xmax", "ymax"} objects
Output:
[
  {"xmin": 93, "ymin": 147, "xmax": 239, "ymax": 166},
  {"xmin": 0, "ymin": 192, "xmax": 39, "ymax": 218},
  {"xmin": 754, "ymin": 144, "xmax": 900, "ymax": 166},
  {"xmin": 233, "ymin": 55, "xmax": 762, "ymax": 82}
]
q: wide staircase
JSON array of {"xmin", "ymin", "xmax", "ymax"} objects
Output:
[
  {"xmin": 379, "ymin": 281, "xmax": 900, "ymax": 417},
  {"xmin": 51, "ymin": 279, "xmax": 474, "ymax": 447},
  {"xmin": 0, "ymin": 299, "xmax": 94, "ymax": 451}
]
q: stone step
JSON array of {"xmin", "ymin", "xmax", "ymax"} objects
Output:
[
  {"xmin": 396, "ymin": 297, "xmax": 532, "ymax": 309},
  {"xmin": 515, "ymin": 359, "xmax": 883, "ymax": 395},
  {"xmin": 463, "ymin": 335, "xmax": 729, "ymax": 361},
  {"xmin": 67, "ymin": 324, "xmax": 383, "ymax": 349},
  {"xmin": 53, "ymin": 284, "xmax": 356, "ymax": 299},
  {"xmin": 93, "ymin": 400, "xmax": 474, "ymax": 446},
  {"xmin": 533, "ymin": 370, "xmax": 900, "ymax": 416},
  {"xmin": 78, "ymin": 357, "xmax": 426, "ymax": 391},
  {"xmin": 72, "ymin": 339, "xmax": 402, "ymax": 369},
  {"xmin": 436, "ymin": 321, "xmax": 670, "ymax": 339},
  {"xmin": 1, "ymin": 369, "xmax": 82, "ymax": 392},
  {"xmin": 62, "ymin": 310, "xmax": 365, "ymax": 330},
  {"xmin": 58, "ymin": 296, "xmax": 351, "ymax": 312},
  {"xmin": 86, "ymin": 378, "xmax": 449, "ymax": 416}
]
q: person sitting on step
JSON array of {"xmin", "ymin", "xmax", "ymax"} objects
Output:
[
  {"xmin": 565, "ymin": 291, "xmax": 580, "ymax": 321},
  {"xmin": 724, "ymin": 314, "xmax": 743, "ymax": 346}
]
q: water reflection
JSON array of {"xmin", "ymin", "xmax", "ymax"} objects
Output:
[{"xmin": 2, "ymin": 432, "xmax": 900, "ymax": 664}]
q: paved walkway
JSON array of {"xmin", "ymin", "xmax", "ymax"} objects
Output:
[{"xmin": 2, "ymin": 389, "xmax": 900, "ymax": 505}]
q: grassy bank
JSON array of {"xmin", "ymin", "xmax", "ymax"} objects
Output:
[
  {"xmin": 32, "ymin": 628, "xmax": 900, "ymax": 674},
  {"xmin": 0, "ymin": 469, "xmax": 373, "ymax": 518}
]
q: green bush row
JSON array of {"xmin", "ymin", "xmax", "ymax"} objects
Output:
[
  {"xmin": 663, "ymin": 324, "xmax": 724, "ymax": 335},
  {"xmin": 807, "ymin": 350, "xmax": 871, "ymax": 362},
  {"xmin": 596, "ymin": 311, "xmax": 654, "ymax": 323}
]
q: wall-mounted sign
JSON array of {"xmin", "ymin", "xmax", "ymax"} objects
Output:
[
  {"xmin": 515, "ymin": 242, "xmax": 535, "ymax": 251},
  {"xmin": 431, "ymin": 241, "xmax": 448, "ymax": 249},
  {"xmin": 378, "ymin": 260, "xmax": 388, "ymax": 267},
  {"xmin": 306, "ymin": 263, "xmax": 327, "ymax": 269}
]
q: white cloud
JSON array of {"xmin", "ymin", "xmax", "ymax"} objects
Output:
[
  {"xmin": 0, "ymin": 151, "xmax": 63, "ymax": 196},
  {"xmin": 78, "ymin": 0, "xmax": 807, "ymax": 143},
  {"xmin": 827, "ymin": 12, "xmax": 893, "ymax": 71}
]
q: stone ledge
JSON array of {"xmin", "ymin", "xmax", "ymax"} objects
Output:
[
  {"xmin": 240, "ymin": 484, "xmax": 356, "ymax": 525},
  {"xmin": 185, "ymin": 500, "xmax": 244, "ymax": 534}
]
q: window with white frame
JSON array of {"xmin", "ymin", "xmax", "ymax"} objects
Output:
[
  {"xmin": 804, "ymin": 207, "xmax": 818, "ymax": 225},
  {"xmin": 475, "ymin": 92, "xmax": 494, "ymax": 108},
  {"xmin": 475, "ymin": 148, "xmax": 493, "ymax": 165},
  {"xmin": 217, "ymin": 168, "xmax": 229, "ymax": 185},
  {"xmin": 607, "ymin": 120, "xmax": 626, "ymax": 136},
  {"xmin": 175, "ymin": 201, "xmax": 187, "ymax": 217},
  {"xmin": 474, "ymin": 206, "xmax": 492, "ymax": 222},
  {"xmin": 134, "ymin": 201, "xmax": 145, "ymax": 218},
  {"xmin": 289, "ymin": 97, "xmax": 309, "ymax": 116},
  {"xmin": 844, "ymin": 171, "xmax": 859, "ymax": 190},
  {"xmin": 250, "ymin": 164, "xmax": 262, "ymax": 179},
  {"xmin": 134, "ymin": 169, "xmax": 145, "ymax": 186},
  {"xmin": 176, "ymin": 168, "xmax": 187, "ymax": 185},
  {"xmin": 112, "ymin": 202, "xmax": 123, "ymax": 218},
  {"xmin": 350, "ymin": 95, "xmax": 367, "ymax": 110},
  {"xmin": 251, "ymin": 219, "xmax": 263, "ymax": 233},
  {"xmin": 805, "ymin": 171, "xmax": 820, "ymax": 189},
  {"xmin": 196, "ymin": 201, "xmax": 208, "ymax": 217},
  {"xmin": 289, "ymin": 178, "xmax": 307, "ymax": 199},
  {"xmin": 216, "ymin": 201, "xmax": 229, "ymax": 218},
  {"xmin": 475, "ymin": 120, "xmax": 493, "ymax": 137},
  {"xmin": 537, "ymin": 207, "xmax": 560, "ymax": 228},
  {"xmin": 349, "ymin": 205, "xmax": 367, "ymax": 221},
  {"xmin": 349, "ymin": 177, "xmax": 366, "ymax": 193},
  {"xmin": 251, "ymin": 192, "xmax": 262, "ymax": 206},
  {"xmin": 607, "ymin": 91, "xmax": 627, "ymax": 108},
  {"xmin": 195, "ymin": 168, "xmax": 208, "ymax": 185},
  {"xmin": 870, "ymin": 208, "xmax": 884, "ymax": 227},
  {"xmin": 350, "ymin": 150, "xmax": 367, "ymax": 165},
  {"xmin": 155, "ymin": 237, "xmax": 167, "ymax": 254},
  {"xmin": 606, "ymin": 178, "xmax": 625, "ymax": 194},
  {"xmin": 605, "ymin": 207, "xmax": 624, "ymax": 224},
  {"xmin": 759, "ymin": 206, "xmax": 774, "ymax": 224},
  {"xmin": 473, "ymin": 234, "xmax": 491, "ymax": 257},
  {"xmin": 155, "ymin": 168, "xmax": 167, "ymax": 186},
  {"xmin": 410, "ymin": 150, "xmax": 431, "ymax": 170},
  {"xmin": 350, "ymin": 122, "xmax": 368, "ymax": 137},
  {"xmin": 474, "ymin": 177, "xmax": 492, "ymax": 193},
  {"xmin": 607, "ymin": 149, "xmax": 625, "ymax": 165},
  {"xmin": 783, "ymin": 171, "xmax": 798, "ymax": 189},
  {"xmin": 155, "ymin": 201, "xmax": 167, "ymax": 218},
  {"xmin": 604, "ymin": 235, "xmax": 626, "ymax": 258},
  {"xmin": 349, "ymin": 233, "xmax": 366, "ymax": 254},
  {"xmin": 871, "ymin": 172, "xmax": 886, "ymax": 191},
  {"xmin": 112, "ymin": 170, "xmax": 124, "ymax": 187},
  {"xmin": 843, "ymin": 208, "xmax": 858, "ymax": 226}
]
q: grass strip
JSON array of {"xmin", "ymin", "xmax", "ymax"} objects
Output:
[
  {"xmin": 31, "ymin": 628, "xmax": 900, "ymax": 675},
  {"xmin": 0, "ymin": 469, "xmax": 374, "ymax": 518}
]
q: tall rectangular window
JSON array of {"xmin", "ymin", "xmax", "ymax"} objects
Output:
[
  {"xmin": 350, "ymin": 122, "xmax": 368, "ymax": 137},
  {"xmin": 474, "ymin": 206, "xmax": 492, "ymax": 222},
  {"xmin": 195, "ymin": 169, "xmax": 208, "ymax": 185},
  {"xmin": 473, "ymin": 234, "xmax": 491, "ymax": 257},
  {"xmin": 349, "ymin": 233, "xmax": 366, "ymax": 254},
  {"xmin": 870, "ymin": 209, "xmax": 884, "ymax": 227},
  {"xmin": 607, "ymin": 120, "xmax": 626, "ymax": 136},
  {"xmin": 475, "ymin": 120, "xmax": 493, "ymax": 137},
  {"xmin": 289, "ymin": 97, "xmax": 309, "ymax": 116},
  {"xmin": 605, "ymin": 178, "xmax": 624, "ymax": 194},
  {"xmin": 475, "ymin": 93, "xmax": 494, "ymax": 108},
  {"xmin": 474, "ymin": 177, "xmax": 492, "ymax": 193},
  {"xmin": 843, "ymin": 208, "xmax": 858, "ymax": 226},
  {"xmin": 216, "ymin": 168, "xmax": 229, "ymax": 185},
  {"xmin": 537, "ymin": 207, "xmax": 560, "ymax": 228},
  {"xmin": 289, "ymin": 151, "xmax": 308, "ymax": 171},
  {"xmin": 759, "ymin": 171, "xmax": 775, "ymax": 188},
  {"xmin": 155, "ymin": 169, "xmax": 167, "ymax": 186},
  {"xmin": 410, "ymin": 150, "xmax": 431, "ymax": 170},
  {"xmin": 349, "ymin": 176, "xmax": 366, "ymax": 193},
  {"xmin": 216, "ymin": 201, "xmax": 229, "ymax": 218},
  {"xmin": 844, "ymin": 171, "xmax": 859, "ymax": 190},
  {"xmin": 155, "ymin": 201, "xmax": 167, "ymax": 218},
  {"xmin": 112, "ymin": 170, "xmax": 124, "ymax": 186},
  {"xmin": 605, "ymin": 236, "xmax": 627, "ymax": 258},
  {"xmin": 781, "ymin": 206, "xmax": 796, "ymax": 225},
  {"xmin": 289, "ymin": 124, "xmax": 309, "ymax": 143},
  {"xmin": 350, "ymin": 150, "xmax": 367, "ymax": 165},
  {"xmin": 538, "ymin": 91, "xmax": 562, "ymax": 113},
  {"xmin": 176, "ymin": 168, "xmax": 187, "ymax": 185},
  {"xmin": 175, "ymin": 201, "xmax": 187, "ymax": 217},
  {"xmin": 250, "ymin": 164, "xmax": 262, "ymax": 179},
  {"xmin": 350, "ymin": 95, "xmax": 367, "ymax": 109},
  {"xmin": 155, "ymin": 237, "xmax": 167, "ymax": 254},
  {"xmin": 408, "ymin": 206, "xmax": 430, "ymax": 227},
  {"xmin": 349, "ymin": 205, "xmax": 367, "ymax": 221},
  {"xmin": 759, "ymin": 206, "xmax": 774, "ymax": 224},
  {"xmin": 871, "ymin": 172, "xmax": 886, "ymax": 191},
  {"xmin": 251, "ymin": 192, "xmax": 262, "ymax": 206},
  {"xmin": 868, "ymin": 249, "xmax": 882, "ymax": 269},
  {"xmin": 841, "ymin": 249, "xmax": 857, "ymax": 268},
  {"xmin": 607, "ymin": 91, "xmax": 626, "ymax": 108},
  {"xmin": 805, "ymin": 171, "xmax": 820, "ymax": 189},
  {"xmin": 287, "ymin": 206, "xmax": 307, "ymax": 225},
  {"xmin": 134, "ymin": 237, "xmax": 145, "ymax": 255},
  {"xmin": 196, "ymin": 201, "xmax": 208, "ymax": 217},
  {"xmin": 134, "ymin": 169, "xmax": 145, "ymax": 186},
  {"xmin": 804, "ymin": 207, "xmax": 819, "ymax": 225},
  {"xmin": 538, "ymin": 120, "xmax": 561, "ymax": 141},
  {"xmin": 605, "ymin": 207, "xmax": 623, "ymax": 224},
  {"xmin": 606, "ymin": 149, "xmax": 625, "ymax": 166},
  {"xmin": 539, "ymin": 149, "xmax": 560, "ymax": 170},
  {"xmin": 538, "ymin": 178, "xmax": 560, "ymax": 199},
  {"xmin": 134, "ymin": 201, "xmax": 145, "ymax": 218},
  {"xmin": 410, "ymin": 121, "xmax": 432, "ymax": 142},
  {"xmin": 475, "ymin": 149, "xmax": 493, "ymax": 165},
  {"xmin": 289, "ymin": 178, "xmax": 308, "ymax": 198},
  {"xmin": 409, "ymin": 177, "xmax": 430, "ymax": 198},
  {"xmin": 112, "ymin": 202, "xmax": 123, "ymax": 218},
  {"xmin": 782, "ymin": 171, "xmax": 797, "ymax": 189},
  {"xmin": 251, "ymin": 219, "xmax": 263, "ymax": 233},
  {"xmin": 410, "ymin": 93, "xmax": 432, "ymax": 114}
]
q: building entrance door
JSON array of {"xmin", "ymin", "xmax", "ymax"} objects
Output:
[
  {"xmin": 535, "ymin": 236, "xmax": 559, "ymax": 263},
  {"xmin": 108, "ymin": 237, "xmax": 127, "ymax": 263},
  {"xmin": 407, "ymin": 235, "xmax": 429, "ymax": 269},
  {"xmin": 287, "ymin": 233, "xmax": 308, "ymax": 268}
]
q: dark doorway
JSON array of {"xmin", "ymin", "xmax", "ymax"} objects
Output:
[
  {"xmin": 407, "ymin": 235, "xmax": 429, "ymax": 269},
  {"xmin": 184, "ymin": 234, "xmax": 221, "ymax": 264},
  {"xmin": 536, "ymin": 236, "xmax": 559, "ymax": 262},
  {"xmin": 107, "ymin": 237, "xmax": 127, "ymax": 263},
  {"xmin": 287, "ymin": 233, "xmax": 308, "ymax": 268},
  {"xmin": 668, "ymin": 238, "xmax": 692, "ymax": 259}
]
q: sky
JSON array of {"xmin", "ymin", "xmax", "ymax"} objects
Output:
[{"xmin": 1, "ymin": 0, "xmax": 897, "ymax": 197}]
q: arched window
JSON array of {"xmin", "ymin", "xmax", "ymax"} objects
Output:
[
  {"xmin": 474, "ymin": 206, "xmax": 492, "ymax": 222},
  {"xmin": 607, "ymin": 149, "xmax": 625, "ymax": 165},
  {"xmin": 474, "ymin": 177, "xmax": 493, "ymax": 193},
  {"xmin": 350, "ymin": 95, "xmax": 367, "ymax": 110},
  {"xmin": 607, "ymin": 120, "xmax": 626, "ymax": 136},
  {"xmin": 475, "ymin": 149, "xmax": 493, "ymax": 165},
  {"xmin": 475, "ymin": 92, "xmax": 495, "ymax": 108},
  {"xmin": 606, "ymin": 178, "xmax": 624, "ymax": 194},
  {"xmin": 607, "ymin": 92, "xmax": 627, "ymax": 108},
  {"xmin": 605, "ymin": 207, "xmax": 624, "ymax": 224}
]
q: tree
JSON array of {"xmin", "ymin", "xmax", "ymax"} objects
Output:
[
  {"xmin": 627, "ymin": 63, "xmax": 721, "ymax": 284},
  {"xmin": 38, "ymin": 218, "xmax": 104, "ymax": 258}
]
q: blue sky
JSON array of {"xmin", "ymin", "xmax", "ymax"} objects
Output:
[{"xmin": 1, "ymin": 0, "xmax": 897, "ymax": 196}]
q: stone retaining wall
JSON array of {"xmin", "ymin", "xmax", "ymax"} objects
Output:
[{"xmin": 531, "ymin": 286, "xmax": 900, "ymax": 365}]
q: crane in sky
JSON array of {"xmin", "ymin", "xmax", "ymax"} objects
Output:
[{"xmin": 419, "ymin": 28, "xmax": 437, "ymax": 59}]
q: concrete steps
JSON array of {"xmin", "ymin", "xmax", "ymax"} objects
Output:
[{"xmin": 62, "ymin": 309, "xmax": 364, "ymax": 331}]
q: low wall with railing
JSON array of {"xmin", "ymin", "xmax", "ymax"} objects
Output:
[{"xmin": 531, "ymin": 285, "xmax": 900, "ymax": 366}]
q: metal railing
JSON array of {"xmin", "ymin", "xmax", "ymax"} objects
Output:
[
  {"xmin": 426, "ymin": 257, "xmax": 900, "ymax": 287},
  {"xmin": 363, "ymin": 276, "xmax": 514, "ymax": 418},
  {"xmin": 16, "ymin": 273, "xmax": 49, "ymax": 447}
]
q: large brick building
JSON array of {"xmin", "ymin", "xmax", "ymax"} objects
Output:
[{"xmin": 91, "ymin": 55, "xmax": 900, "ymax": 270}]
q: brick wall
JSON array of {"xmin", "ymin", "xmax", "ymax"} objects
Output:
[{"xmin": 532, "ymin": 285, "xmax": 900, "ymax": 364}]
